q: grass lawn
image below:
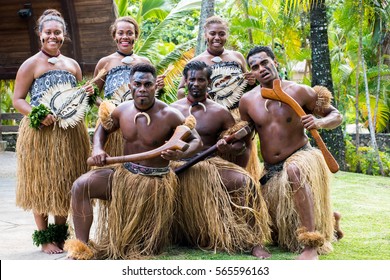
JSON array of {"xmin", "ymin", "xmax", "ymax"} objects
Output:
[{"xmin": 154, "ymin": 171, "xmax": 390, "ymax": 260}]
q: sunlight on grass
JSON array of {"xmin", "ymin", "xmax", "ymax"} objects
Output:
[{"xmin": 154, "ymin": 171, "xmax": 390, "ymax": 260}]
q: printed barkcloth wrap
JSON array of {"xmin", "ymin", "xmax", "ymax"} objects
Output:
[
  {"xmin": 123, "ymin": 162, "xmax": 170, "ymax": 176},
  {"xmin": 29, "ymin": 70, "xmax": 77, "ymax": 106},
  {"xmin": 104, "ymin": 65, "xmax": 132, "ymax": 98}
]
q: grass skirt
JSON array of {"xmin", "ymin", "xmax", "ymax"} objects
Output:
[
  {"xmin": 93, "ymin": 165, "xmax": 178, "ymax": 259},
  {"xmin": 262, "ymin": 147, "xmax": 334, "ymax": 254},
  {"xmin": 171, "ymin": 157, "xmax": 271, "ymax": 254},
  {"xmin": 16, "ymin": 117, "xmax": 90, "ymax": 216}
]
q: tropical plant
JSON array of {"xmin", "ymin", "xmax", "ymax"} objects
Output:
[
  {"xmin": 0, "ymin": 80, "xmax": 15, "ymax": 113},
  {"xmin": 345, "ymin": 138, "xmax": 390, "ymax": 176}
]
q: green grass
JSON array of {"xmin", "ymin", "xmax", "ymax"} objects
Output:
[{"xmin": 153, "ymin": 171, "xmax": 390, "ymax": 260}]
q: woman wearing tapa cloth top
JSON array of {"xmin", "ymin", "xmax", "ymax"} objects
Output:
[{"xmin": 13, "ymin": 9, "xmax": 92, "ymax": 254}]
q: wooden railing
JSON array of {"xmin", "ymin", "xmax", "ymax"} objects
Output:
[{"xmin": 0, "ymin": 113, "xmax": 23, "ymax": 140}]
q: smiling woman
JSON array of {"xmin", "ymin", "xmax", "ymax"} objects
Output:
[{"xmin": 12, "ymin": 9, "xmax": 91, "ymax": 255}]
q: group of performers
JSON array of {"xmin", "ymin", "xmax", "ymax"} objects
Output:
[{"xmin": 12, "ymin": 10, "xmax": 343, "ymax": 260}]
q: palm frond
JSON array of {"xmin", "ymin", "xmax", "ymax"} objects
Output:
[
  {"xmin": 135, "ymin": 0, "xmax": 201, "ymax": 55},
  {"xmin": 359, "ymin": 95, "xmax": 390, "ymax": 133},
  {"xmin": 115, "ymin": 0, "xmax": 129, "ymax": 17},
  {"xmin": 158, "ymin": 46, "xmax": 196, "ymax": 104},
  {"xmin": 141, "ymin": 0, "xmax": 168, "ymax": 14}
]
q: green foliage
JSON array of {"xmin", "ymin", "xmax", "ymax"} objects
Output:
[
  {"xmin": 85, "ymin": 104, "xmax": 99, "ymax": 129},
  {"xmin": 28, "ymin": 104, "xmax": 51, "ymax": 130},
  {"xmin": 0, "ymin": 80, "xmax": 14, "ymax": 113},
  {"xmin": 0, "ymin": 80, "xmax": 24, "ymax": 127},
  {"xmin": 345, "ymin": 138, "xmax": 390, "ymax": 176},
  {"xmin": 77, "ymin": 80, "xmax": 100, "ymax": 107}
]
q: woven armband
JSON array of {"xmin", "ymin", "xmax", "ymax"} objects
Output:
[
  {"xmin": 313, "ymin": 86, "xmax": 333, "ymax": 113},
  {"xmin": 98, "ymin": 100, "xmax": 116, "ymax": 130},
  {"xmin": 297, "ymin": 227, "xmax": 325, "ymax": 249},
  {"xmin": 64, "ymin": 239, "xmax": 94, "ymax": 260}
]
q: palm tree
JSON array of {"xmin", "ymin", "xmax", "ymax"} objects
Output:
[
  {"xmin": 282, "ymin": 0, "xmax": 346, "ymax": 169},
  {"xmin": 195, "ymin": 0, "xmax": 215, "ymax": 55},
  {"xmin": 359, "ymin": 0, "xmax": 385, "ymax": 175},
  {"xmin": 330, "ymin": 0, "xmax": 389, "ymax": 173}
]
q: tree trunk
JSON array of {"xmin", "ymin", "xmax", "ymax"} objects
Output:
[
  {"xmin": 309, "ymin": 0, "xmax": 346, "ymax": 170},
  {"xmin": 243, "ymin": 0, "xmax": 253, "ymax": 44},
  {"xmin": 373, "ymin": 44, "xmax": 381, "ymax": 131},
  {"xmin": 353, "ymin": 0, "xmax": 363, "ymax": 173},
  {"xmin": 362, "ymin": 57, "xmax": 385, "ymax": 176},
  {"xmin": 195, "ymin": 0, "xmax": 215, "ymax": 55}
]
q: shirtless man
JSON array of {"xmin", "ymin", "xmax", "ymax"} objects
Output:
[
  {"xmin": 239, "ymin": 46, "xmax": 343, "ymax": 260},
  {"xmin": 65, "ymin": 63, "xmax": 202, "ymax": 259},
  {"xmin": 171, "ymin": 61, "xmax": 271, "ymax": 258}
]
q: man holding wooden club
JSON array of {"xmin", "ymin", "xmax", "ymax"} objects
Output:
[
  {"xmin": 170, "ymin": 61, "xmax": 271, "ymax": 258},
  {"xmin": 64, "ymin": 63, "xmax": 202, "ymax": 260},
  {"xmin": 239, "ymin": 46, "xmax": 343, "ymax": 260}
]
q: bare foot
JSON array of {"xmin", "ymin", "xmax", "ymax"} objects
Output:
[
  {"xmin": 333, "ymin": 211, "xmax": 344, "ymax": 240},
  {"xmin": 252, "ymin": 245, "xmax": 271, "ymax": 259},
  {"xmin": 296, "ymin": 248, "xmax": 318, "ymax": 260},
  {"xmin": 41, "ymin": 242, "xmax": 63, "ymax": 254}
]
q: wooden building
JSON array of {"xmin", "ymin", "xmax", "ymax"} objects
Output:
[{"xmin": 0, "ymin": 0, "xmax": 118, "ymax": 79}]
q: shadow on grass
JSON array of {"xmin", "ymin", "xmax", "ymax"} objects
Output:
[{"xmin": 153, "ymin": 245, "xmax": 297, "ymax": 260}]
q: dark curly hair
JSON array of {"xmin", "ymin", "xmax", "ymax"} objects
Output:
[
  {"xmin": 130, "ymin": 63, "xmax": 157, "ymax": 79},
  {"xmin": 183, "ymin": 61, "xmax": 212, "ymax": 79},
  {"xmin": 246, "ymin": 46, "xmax": 275, "ymax": 64}
]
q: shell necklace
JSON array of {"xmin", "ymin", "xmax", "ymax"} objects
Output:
[
  {"xmin": 207, "ymin": 48, "xmax": 224, "ymax": 63},
  {"xmin": 41, "ymin": 49, "xmax": 61, "ymax": 65},
  {"xmin": 117, "ymin": 50, "xmax": 134, "ymax": 64}
]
